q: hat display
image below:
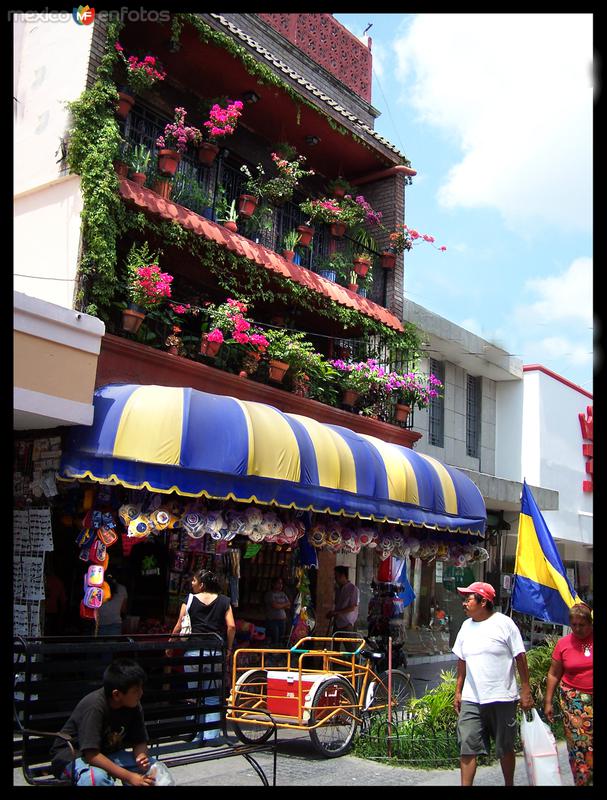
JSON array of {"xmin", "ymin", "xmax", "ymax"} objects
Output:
[{"xmin": 457, "ymin": 581, "xmax": 496, "ymax": 602}]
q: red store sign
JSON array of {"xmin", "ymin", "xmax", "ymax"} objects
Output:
[{"xmin": 578, "ymin": 405, "xmax": 593, "ymax": 493}]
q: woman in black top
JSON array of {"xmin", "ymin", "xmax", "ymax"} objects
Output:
[{"xmin": 170, "ymin": 570, "xmax": 235, "ymax": 745}]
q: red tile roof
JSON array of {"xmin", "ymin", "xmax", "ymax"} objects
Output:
[{"xmin": 118, "ymin": 179, "xmax": 404, "ymax": 332}]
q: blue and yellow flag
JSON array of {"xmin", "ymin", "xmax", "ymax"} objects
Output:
[{"xmin": 512, "ymin": 481, "xmax": 582, "ymax": 625}]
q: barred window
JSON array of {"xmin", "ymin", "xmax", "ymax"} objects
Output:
[
  {"xmin": 429, "ymin": 359, "xmax": 444, "ymax": 447},
  {"xmin": 466, "ymin": 375, "xmax": 481, "ymax": 458}
]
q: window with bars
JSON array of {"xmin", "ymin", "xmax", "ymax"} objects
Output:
[
  {"xmin": 466, "ymin": 375, "xmax": 482, "ymax": 458},
  {"xmin": 429, "ymin": 359, "xmax": 444, "ymax": 447}
]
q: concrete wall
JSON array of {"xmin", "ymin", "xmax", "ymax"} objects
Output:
[
  {"xmin": 13, "ymin": 14, "xmax": 92, "ymax": 309},
  {"xmin": 412, "ymin": 357, "xmax": 497, "ymax": 475}
]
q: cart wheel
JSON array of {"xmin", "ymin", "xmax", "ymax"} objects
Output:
[
  {"xmin": 231, "ymin": 669, "xmax": 274, "ymax": 745},
  {"xmin": 308, "ymin": 677, "xmax": 358, "ymax": 758},
  {"xmin": 366, "ymin": 669, "xmax": 414, "ymax": 718}
]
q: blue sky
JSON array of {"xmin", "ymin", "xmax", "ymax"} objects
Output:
[{"xmin": 335, "ymin": 13, "xmax": 593, "ymax": 391}]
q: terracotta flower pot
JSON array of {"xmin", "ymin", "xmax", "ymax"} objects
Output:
[
  {"xmin": 121, "ymin": 304, "xmax": 145, "ymax": 334},
  {"xmin": 353, "ymin": 258, "xmax": 370, "ymax": 278},
  {"xmin": 114, "ymin": 160, "xmax": 129, "ymax": 178},
  {"xmin": 200, "ymin": 337, "xmax": 222, "ymax": 358},
  {"xmin": 282, "ymin": 250, "xmax": 295, "ymax": 262},
  {"xmin": 223, "ymin": 220, "xmax": 238, "ymax": 233},
  {"xmin": 237, "ymin": 194, "xmax": 258, "ymax": 219},
  {"xmin": 198, "ymin": 142, "xmax": 220, "ymax": 166},
  {"xmin": 347, "ymin": 283, "xmax": 359, "ymax": 293},
  {"xmin": 296, "ymin": 225, "xmax": 314, "ymax": 247},
  {"xmin": 394, "ymin": 403, "xmax": 411, "ymax": 423},
  {"xmin": 152, "ymin": 178, "xmax": 172, "ymax": 200},
  {"xmin": 157, "ymin": 149, "xmax": 181, "ymax": 177},
  {"xmin": 130, "ymin": 172, "xmax": 146, "ymax": 186},
  {"xmin": 268, "ymin": 359, "xmax": 290, "ymax": 382},
  {"xmin": 116, "ymin": 91, "xmax": 135, "ymax": 120},
  {"xmin": 330, "ymin": 222, "xmax": 347, "ymax": 238},
  {"xmin": 331, "ymin": 186, "xmax": 346, "ymax": 199},
  {"xmin": 342, "ymin": 389, "xmax": 360, "ymax": 407},
  {"xmin": 380, "ymin": 251, "xmax": 396, "ymax": 270}
]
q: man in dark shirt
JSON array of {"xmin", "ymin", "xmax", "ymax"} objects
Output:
[{"xmin": 50, "ymin": 658, "xmax": 166, "ymax": 786}]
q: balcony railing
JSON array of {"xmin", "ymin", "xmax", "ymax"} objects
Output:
[{"xmin": 120, "ymin": 104, "xmax": 387, "ymax": 304}]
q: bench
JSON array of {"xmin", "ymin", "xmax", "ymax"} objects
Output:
[{"xmin": 14, "ymin": 634, "xmax": 277, "ymax": 786}]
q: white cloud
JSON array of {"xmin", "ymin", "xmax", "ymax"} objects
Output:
[
  {"xmin": 523, "ymin": 336, "xmax": 593, "ymax": 366},
  {"xmin": 392, "ymin": 14, "xmax": 593, "ymax": 233},
  {"xmin": 520, "ymin": 257, "xmax": 593, "ymax": 326}
]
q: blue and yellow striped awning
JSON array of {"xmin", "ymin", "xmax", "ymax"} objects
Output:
[{"xmin": 59, "ymin": 384, "xmax": 486, "ymax": 534}]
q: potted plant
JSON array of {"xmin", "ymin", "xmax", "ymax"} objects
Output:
[
  {"xmin": 114, "ymin": 43, "xmax": 167, "ymax": 118},
  {"xmin": 315, "ymin": 252, "xmax": 351, "ymax": 283},
  {"xmin": 382, "ymin": 223, "xmax": 447, "ymax": 255},
  {"xmin": 330, "ymin": 358, "xmax": 390, "ymax": 411},
  {"xmin": 296, "ymin": 224, "xmax": 314, "ymax": 247},
  {"xmin": 264, "ymin": 152, "xmax": 315, "ymax": 207},
  {"xmin": 263, "ymin": 328, "xmax": 293, "ymax": 382},
  {"xmin": 171, "ymin": 172, "xmax": 212, "ymax": 215},
  {"xmin": 218, "ymin": 199, "xmax": 239, "ymax": 233},
  {"xmin": 273, "ymin": 141, "xmax": 298, "ymax": 161},
  {"xmin": 326, "ymin": 176, "xmax": 353, "ymax": 199},
  {"xmin": 347, "ymin": 271, "xmax": 359, "ymax": 293},
  {"xmin": 380, "ymin": 250, "xmax": 397, "ymax": 270},
  {"xmin": 122, "ymin": 242, "xmax": 173, "ymax": 333},
  {"xmin": 155, "ymin": 106, "xmax": 201, "ymax": 176},
  {"xmin": 114, "ymin": 139, "xmax": 130, "ymax": 178},
  {"xmin": 127, "ymin": 143, "xmax": 151, "ymax": 186},
  {"xmin": 282, "ymin": 229, "xmax": 301, "ymax": 262},
  {"xmin": 201, "ymin": 298, "xmax": 269, "ymax": 370},
  {"xmin": 149, "ymin": 168, "xmax": 173, "ymax": 200},
  {"xmin": 352, "ymin": 253, "xmax": 371, "ymax": 278},
  {"xmin": 196, "ymin": 97, "xmax": 244, "ymax": 166},
  {"xmin": 164, "ymin": 325, "xmax": 182, "ymax": 355}
]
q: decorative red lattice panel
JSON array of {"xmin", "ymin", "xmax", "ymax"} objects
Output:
[{"xmin": 258, "ymin": 14, "xmax": 372, "ymax": 103}]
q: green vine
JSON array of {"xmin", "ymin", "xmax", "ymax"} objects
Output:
[
  {"xmin": 120, "ymin": 208, "xmax": 422, "ymax": 358},
  {"xmin": 66, "ymin": 19, "xmax": 124, "ymax": 316},
  {"xmin": 170, "ymin": 13, "xmax": 411, "ymax": 167}
]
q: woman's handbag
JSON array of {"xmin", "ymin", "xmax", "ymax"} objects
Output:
[
  {"xmin": 180, "ymin": 593, "xmax": 193, "ymax": 636},
  {"xmin": 520, "ymin": 708, "xmax": 563, "ymax": 786}
]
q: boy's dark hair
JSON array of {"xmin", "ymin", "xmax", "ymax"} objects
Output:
[
  {"xmin": 334, "ymin": 565, "xmax": 349, "ymax": 580},
  {"xmin": 103, "ymin": 658, "xmax": 146, "ymax": 697}
]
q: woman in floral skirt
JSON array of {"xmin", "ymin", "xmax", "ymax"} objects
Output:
[{"xmin": 544, "ymin": 603, "xmax": 593, "ymax": 786}]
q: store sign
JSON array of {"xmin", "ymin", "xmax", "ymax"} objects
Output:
[{"xmin": 578, "ymin": 405, "xmax": 593, "ymax": 493}]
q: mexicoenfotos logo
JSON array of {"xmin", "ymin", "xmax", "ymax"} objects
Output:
[{"xmin": 73, "ymin": 5, "xmax": 95, "ymax": 25}]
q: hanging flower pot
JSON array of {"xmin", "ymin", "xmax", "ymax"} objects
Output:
[
  {"xmin": 130, "ymin": 172, "xmax": 147, "ymax": 187},
  {"xmin": 268, "ymin": 359, "xmax": 290, "ymax": 382},
  {"xmin": 329, "ymin": 222, "xmax": 347, "ymax": 238},
  {"xmin": 394, "ymin": 403, "xmax": 411, "ymax": 423},
  {"xmin": 152, "ymin": 177, "xmax": 172, "ymax": 200},
  {"xmin": 380, "ymin": 250, "xmax": 397, "ymax": 270},
  {"xmin": 347, "ymin": 283, "xmax": 359, "ymax": 293},
  {"xmin": 296, "ymin": 225, "xmax": 314, "ymax": 247},
  {"xmin": 114, "ymin": 160, "xmax": 129, "ymax": 178},
  {"xmin": 332, "ymin": 186, "xmax": 347, "ymax": 199},
  {"xmin": 237, "ymin": 194, "xmax": 258, "ymax": 219},
  {"xmin": 342, "ymin": 389, "xmax": 360, "ymax": 407},
  {"xmin": 116, "ymin": 91, "xmax": 135, "ymax": 120},
  {"xmin": 352, "ymin": 258, "xmax": 370, "ymax": 278},
  {"xmin": 200, "ymin": 336, "xmax": 222, "ymax": 358},
  {"xmin": 197, "ymin": 142, "xmax": 220, "ymax": 166},
  {"xmin": 282, "ymin": 250, "xmax": 295, "ymax": 262},
  {"xmin": 121, "ymin": 303, "xmax": 146, "ymax": 334},
  {"xmin": 157, "ymin": 149, "xmax": 181, "ymax": 177},
  {"xmin": 223, "ymin": 220, "xmax": 238, "ymax": 233}
]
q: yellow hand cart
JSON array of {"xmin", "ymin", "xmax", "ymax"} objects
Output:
[{"xmin": 226, "ymin": 634, "xmax": 414, "ymax": 757}]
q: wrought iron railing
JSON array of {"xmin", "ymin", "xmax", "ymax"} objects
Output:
[{"xmin": 120, "ymin": 104, "xmax": 387, "ymax": 303}]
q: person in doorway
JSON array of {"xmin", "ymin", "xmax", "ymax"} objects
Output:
[
  {"xmin": 49, "ymin": 658, "xmax": 162, "ymax": 786},
  {"xmin": 544, "ymin": 603, "xmax": 593, "ymax": 786},
  {"xmin": 169, "ymin": 570, "xmax": 236, "ymax": 746},
  {"xmin": 264, "ymin": 577, "xmax": 291, "ymax": 646},
  {"xmin": 452, "ymin": 581, "xmax": 533, "ymax": 786},
  {"xmin": 326, "ymin": 566, "xmax": 360, "ymax": 636},
  {"xmin": 97, "ymin": 574, "xmax": 128, "ymax": 637}
]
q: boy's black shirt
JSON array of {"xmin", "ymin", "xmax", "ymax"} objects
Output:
[{"xmin": 49, "ymin": 688, "xmax": 148, "ymax": 777}]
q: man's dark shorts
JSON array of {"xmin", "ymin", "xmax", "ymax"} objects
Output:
[{"xmin": 457, "ymin": 700, "xmax": 518, "ymax": 758}]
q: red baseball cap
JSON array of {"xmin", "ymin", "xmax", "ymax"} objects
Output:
[{"xmin": 457, "ymin": 581, "xmax": 496, "ymax": 602}]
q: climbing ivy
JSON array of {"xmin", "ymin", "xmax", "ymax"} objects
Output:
[{"xmin": 66, "ymin": 19, "xmax": 124, "ymax": 316}]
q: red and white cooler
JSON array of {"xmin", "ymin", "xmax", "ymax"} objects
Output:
[{"xmin": 266, "ymin": 671, "xmax": 333, "ymax": 719}]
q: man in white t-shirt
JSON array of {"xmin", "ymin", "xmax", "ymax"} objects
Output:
[{"xmin": 452, "ymin": 581, "xmax": 533, "ymax": 786}]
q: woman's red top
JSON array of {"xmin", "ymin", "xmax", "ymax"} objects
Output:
[{"xmin": 552, "ymin": 633, "xmax": 593, "ymax": 692}]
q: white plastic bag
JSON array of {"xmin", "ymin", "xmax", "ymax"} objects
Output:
[
  {"xmin": 145, "ymin": 761, "xmax": 176, "ymax": 786},
  {"xmin": 520, "ymin": 709, "xmax": 563, "ymax": 786}
]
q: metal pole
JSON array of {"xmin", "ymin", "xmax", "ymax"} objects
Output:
[{"xmin": 387, "ymin": 635, "xmax": 392, "ymax": 757}]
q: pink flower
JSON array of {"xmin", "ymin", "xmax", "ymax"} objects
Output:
[
  {"xmin": 440, "ymin": 246, "xmax": 447, "ymax": 251},
  {"xmin": 115, "ymin": 42, "xmax": 124, "ymax": 52},
  {"xmin": 207, "ymin": 329, "xmax": 224, "ymax": 343}
]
